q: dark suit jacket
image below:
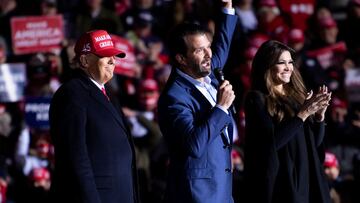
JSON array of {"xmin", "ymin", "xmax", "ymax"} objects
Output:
[
  {"xmin": 158, "ymin": 13, "xmax": 237, "ymax": 203},
  {"xmin": 243, "ymin": 91, "xmax": 331, "ymax": 203},
  {"xmin": 49, "ymin": 70, "xmax": 139, "ymax": 203}
]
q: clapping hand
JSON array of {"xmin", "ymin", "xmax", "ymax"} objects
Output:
[
  {"xmin": 314, "ymin": 85, "xmax": 332, "ymax": 121},
  {"xmin": 297, "ymin": 85, "xmax": 332, "ymax": 121}
]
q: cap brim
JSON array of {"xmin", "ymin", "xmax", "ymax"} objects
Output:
[{"xmin": 95, "ymin": 48, "xmax": 126, "ymax": 58}]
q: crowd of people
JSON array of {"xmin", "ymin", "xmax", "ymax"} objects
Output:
[{"xmin": 0, "ymin": 0, "xmax": 359, "ymax": 202}]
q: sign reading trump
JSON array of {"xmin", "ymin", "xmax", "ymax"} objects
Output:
[{"xmin": 11, "ymin": 15, "xmax": 64, "ymax": 55}]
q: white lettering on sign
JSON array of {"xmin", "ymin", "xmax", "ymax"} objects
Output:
[
  {"xmin": 99, "ymin": 41, "xmax": 113, "ymax": 48},
  {"xmin": 15, "ymin": 39, "xmax": 38, "ymax": 47},
  {"xmin": 25, "ymin": 103, "xmax": 50, "ymax": 112},
  {"xmin": 26, "ymin": 21, "xmax": 48, "ymax": 29},
  {"xmin": 36, "ymin": 112, "xmax": 49, "ymax": 121},
  {"xmin": 94, "ymin": 34, "xmax": 111, "ymax": 42},
  {"xmin": 0, "ymin": 73, "xmax": 25, "ymax": 83},
  {"xmin": 40, "ymin": 37, "xmax": 62, "ymax": 46},
  {"xmin": 290, "ymin": 4, "xmax": 314, "ymax": 15},
  {"xmin": 14, "ymin": 28, "xmax": 61, "ymax": 39}
]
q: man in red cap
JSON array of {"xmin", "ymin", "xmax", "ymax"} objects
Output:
[{"xmin": 49, "ymin": 30, "xmax": 139, "ymax": 203}]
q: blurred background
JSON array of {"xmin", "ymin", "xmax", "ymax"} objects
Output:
[{"xmin": 0, "ymin": 0, "xmax": 359, "ymax": 202}]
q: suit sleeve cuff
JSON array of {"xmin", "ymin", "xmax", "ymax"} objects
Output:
[
  {"xmin": 222, "ymin": 8, "xmax": 235, "ymax": 15},
  {"xmin": 215, "ymin": 105, "xmax": 229, "ymax": 114}
]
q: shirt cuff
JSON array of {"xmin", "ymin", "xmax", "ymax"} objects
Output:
[
  {"xmin": 215, "ymin": 105, "xmax": 229, "ymax": 114},
  {"xmin": 222, "ymin": 7, "xmax": 235, "ymax": 15}
]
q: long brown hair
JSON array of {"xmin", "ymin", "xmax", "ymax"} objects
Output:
[{"xmin": 251, "ymin": 40, "xmax": 307, "ymax": 122}]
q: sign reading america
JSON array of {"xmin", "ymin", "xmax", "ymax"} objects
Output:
[{"xmin": 11, "ymin": 15, "xmax": 64, "ymax": 55}]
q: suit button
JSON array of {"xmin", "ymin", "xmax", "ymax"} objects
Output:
[{"xmin": 225, "ymin": 168, "xmax": 231, "ymax": 173}]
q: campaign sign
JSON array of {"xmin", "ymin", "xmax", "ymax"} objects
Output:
[
  {"xmin": 111, "ymin": 34, "xmax": 137, "ymax": 77},
  {"xmin": 0, "ymin": 63, "xmax": 26, "ymax": 102},
  {"xmin": 345, "ymin": 68, "xmax": 360, "ymax": 103},
  {"xmin": 11, "ymin": 15, "xmax": 64, "ymax": 55},
  {"xmin": 25, "ymin": 97, "xmax": 51, "ymax": 129}
]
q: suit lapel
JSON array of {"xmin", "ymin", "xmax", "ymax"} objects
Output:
[
  {"xmin": 175, "ymin": 72, "xmax": 233, "ymax": 145},
  {"xmin": 227, "ymin": 118, "xmax": 233, "ymax": 145},
  {"xmin": 175, "ymin": 73, "xmax": 214, "ymax": 109},
  {"xmin": 89, "ymin": 89, "xmax": 130, "ymax": 133},
  {"xmin": 73, "ymin": 70, "xmax": 131, "ymax": 137}
]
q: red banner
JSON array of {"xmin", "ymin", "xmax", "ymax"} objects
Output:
[
  {"xmin": 11, "ymin": 15, "xmax": 64, "ymax": 55},
  {"xmin": 111, "ymin": 34, "xmax": 138, "ymax": 78},
  {"xmin": 306, "ymin": 42, "xmax": 347, "ymax": 69}
]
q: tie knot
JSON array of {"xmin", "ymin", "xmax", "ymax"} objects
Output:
[{"xmin": 101, "ymin": 87, "xmax": 109, "ymax": 100}]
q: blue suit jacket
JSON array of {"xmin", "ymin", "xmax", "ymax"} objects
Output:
[
  {"xmin": 49, "ymin": 70, "xmax": 139, "ymax": 203},
  {"xmin": 158, "ymin": 13, "xmax": 237, "ymax": 203}
]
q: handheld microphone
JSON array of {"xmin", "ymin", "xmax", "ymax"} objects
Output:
[{"xmin": 214, "ymin": 68, "xmax": 236, "ymax": 115}]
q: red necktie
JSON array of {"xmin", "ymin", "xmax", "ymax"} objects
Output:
[{"xmin": 101, "ymin": 87, "xmax": 109, "ymax": 101}]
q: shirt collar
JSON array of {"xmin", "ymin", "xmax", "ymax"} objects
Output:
[
  {"xmin": 89, "ymin": 77, "xmax": 105, "ymax": 90},
  {"xmin": 176, "ymin": 68, "xmax": 212, "ymax": 87}
]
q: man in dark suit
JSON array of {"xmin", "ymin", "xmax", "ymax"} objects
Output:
[
  {"xmin": 49, "ymin": 30, "xmax": 139, "ymax": 203},
  {"xmin": 157, "ymin": 1, "xmax": 238, "ymax": 202}
]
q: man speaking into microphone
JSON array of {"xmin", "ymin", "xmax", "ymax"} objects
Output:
[{"xmin": 157, "ymin": 1, "xmax": 237, "ymax": 202}]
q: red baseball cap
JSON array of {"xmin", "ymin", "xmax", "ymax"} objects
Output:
[
  {"xmin": 324, "ymin": 152, "xmax": 339, "ymax": 168},
  {"xmin": 318, "ymin": 17, "xmax": 337, "ymax": 29},
  {"xmin": 139, "ymin": 78, "xmax": 159, "ymax": 92},
  {"xmin": 258, "ymin": 0, "xmax": 277, "ymax": 7},
  {"xmin": 74, "ymin": 30, "xmax": 126, "ymax": 58},
  {"xmin": 331, "ymin": 97, "xmax": 348, "ymax": 109},
  {"xmin": 31, "ymin": 168, "xmax": 50, "ymax": 182},
  {"xmin": 288, "ymin": 28, "xmax": 305, "ymax": 43}
]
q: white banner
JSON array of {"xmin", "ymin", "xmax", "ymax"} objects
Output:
[{"xmin": 0, "ymin": 63, "xmax": 26, "ymax": 102}]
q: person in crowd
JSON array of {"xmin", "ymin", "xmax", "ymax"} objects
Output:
[
  {"xmin": 14, "ymin": 128, "xmax": 51, "ymax": 177},
  {"xmin": 0, "ymin": 37, "xmax": 8, "ymax": 63},
  {"xmin": 324, "ymin": 152, "xmax": 341, "ymax": 203},
  {"xmin": 243, "ymin": 40, "xmax": 332, "ymax": 203},
  {"xmin": 0, "ymin": 106, "xmax": 11, "ymax": 203},
  {"xmin": 123, "ymin": 77, "xmax": 163, "ymax": 203},
  {"xmin": 73, "ymin": 0, "xmax": 123, "ymax": 38},
  {"xmin": 0, "ymin": 0, "xmax": 19, "ymax": 55},
  {"xmin": 276, "ymin": 0, "xmax": 315, "ymax": 31},
  {"xmin": 287, "ymin": 28, "xmax": 306, "ymax": 53},
  {"xmin": 40, "ymin": 0, "xmax": 58, "ymax": 16},
  {"xmin": 25, "ymin": 167, "xmax": 51, "ymax": 203},
  {"xmin": 234, "ymin": 0, "xmax": 258, "ymax": 34},
  {"xmin": 49, "ymin": 29, "xmax": 139, "ymax": 203},
  {"xmin": 0, "ymin": 176, "xmax": 7, "ymax": 203},
  {"xmin": 256, "ymin": 0, "xmax": 289, "ymax": 43},
  {"xmin": 341, "ymin": 0, "xmax": 360, "ymax": 62},
  {"xmin": 157, "ymin": 0, "xmax": 238, "ymax": 202}
]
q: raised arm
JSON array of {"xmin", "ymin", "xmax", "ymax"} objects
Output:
[{"xmin": 211, "ymin": 1, "xmax": 238, "ymax": 70}]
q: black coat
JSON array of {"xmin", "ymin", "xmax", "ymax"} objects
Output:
[
  {"xmin": 243, "ymin": 91, "xmax": 331, "ymax": 203},
  {"xmin": 49, "ymin": 70, "xmax": 139, "ymax": 203}
]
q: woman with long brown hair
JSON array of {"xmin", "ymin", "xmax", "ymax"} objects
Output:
[{"xmin": 243, "ymin": 40, "xmax": 332, "ymax": 203}]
